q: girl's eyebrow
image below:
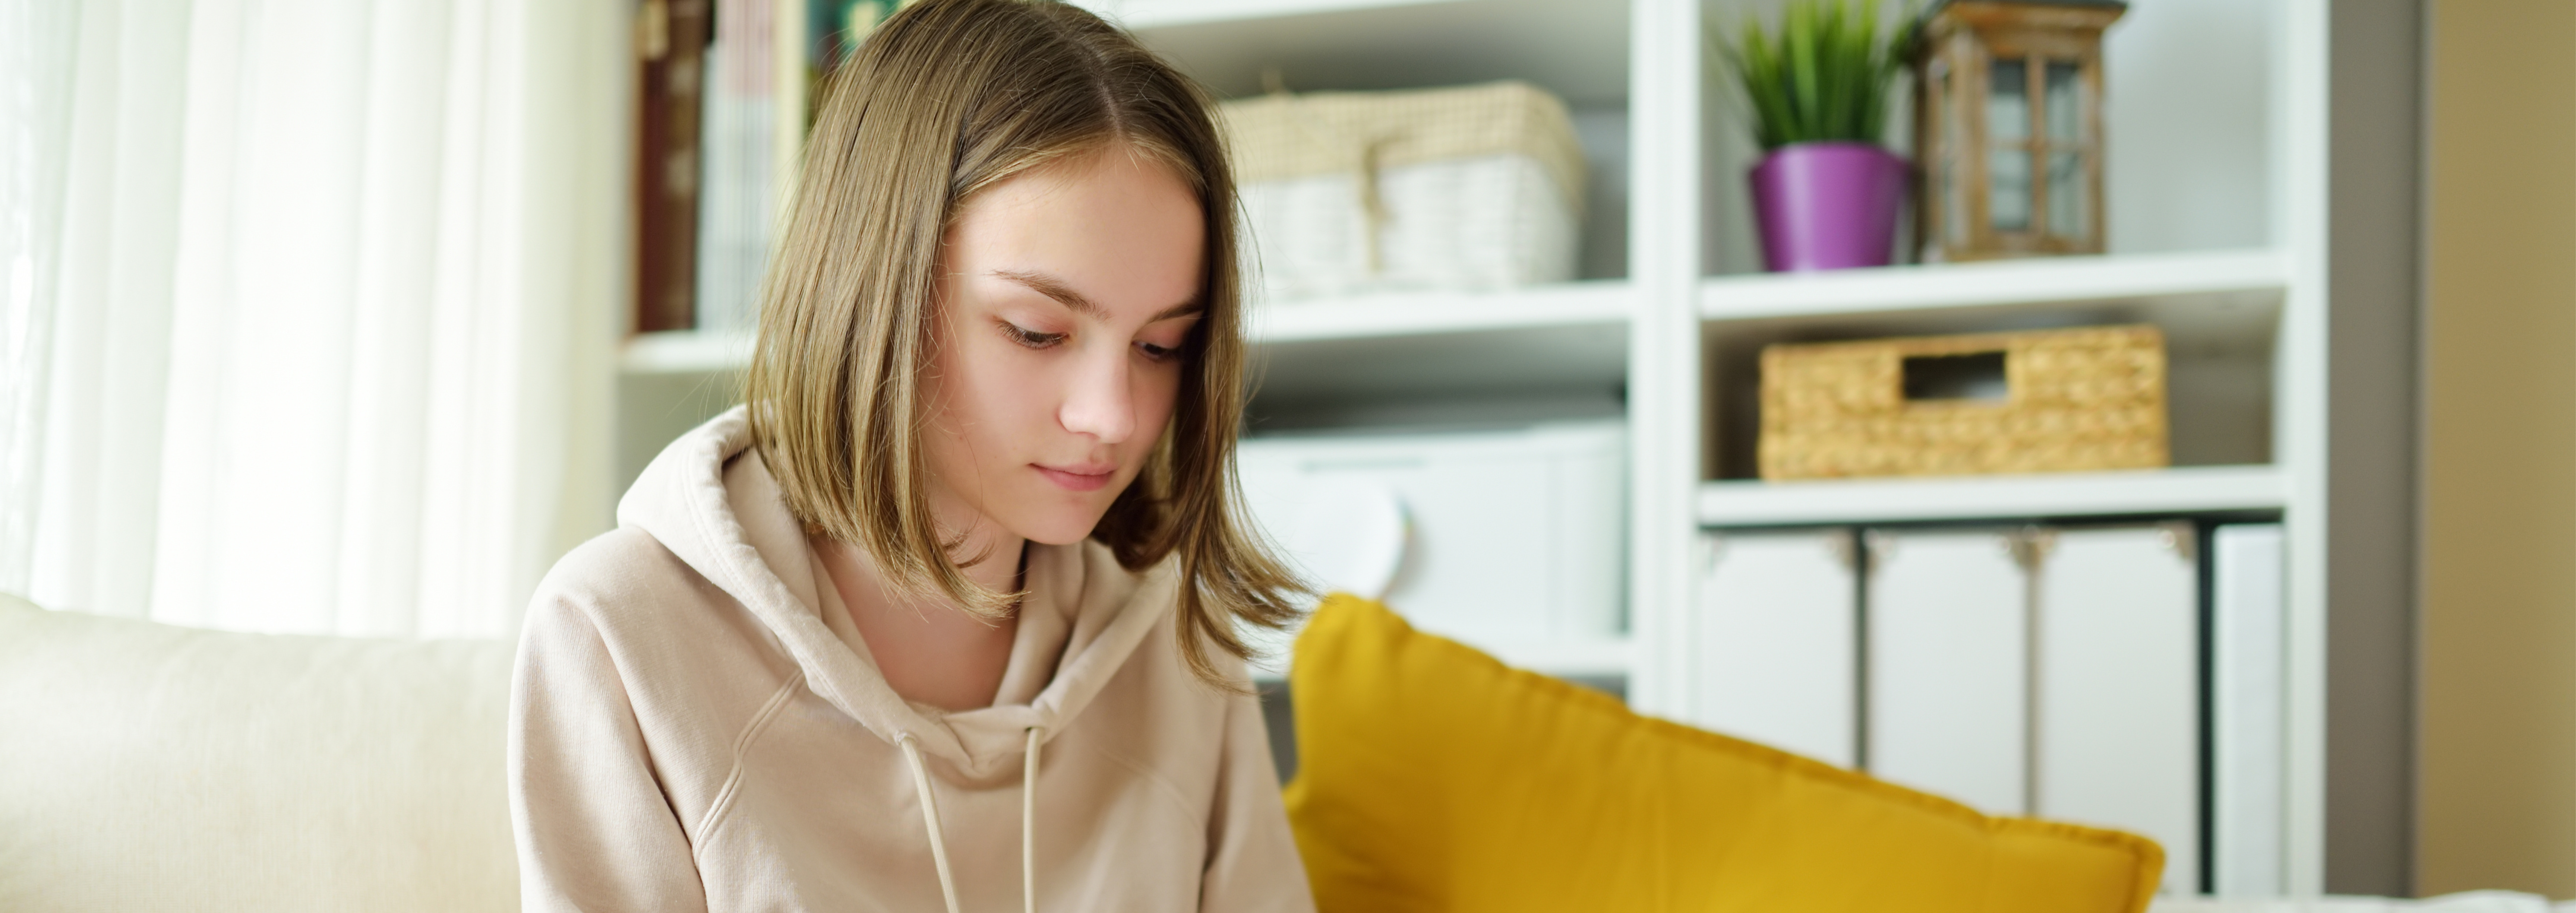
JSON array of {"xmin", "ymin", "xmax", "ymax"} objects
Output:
[{"xmin": 991, "ymin": 269, "xmax": 1203, "ymax": 322}]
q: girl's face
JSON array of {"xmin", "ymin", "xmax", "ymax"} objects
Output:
[{"xmin": 922, "ymin": 145, "xmax": 1205, "ymax": 548}]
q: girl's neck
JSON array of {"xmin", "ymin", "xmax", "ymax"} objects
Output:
[{"xmin": 810, "ymin": 527, "xmax": 1027, "ymax": 712}]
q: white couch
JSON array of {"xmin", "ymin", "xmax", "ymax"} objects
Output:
[
  {"xmin": 10, "ymin": 592, "xmax": 2571, "ymax": 913},
  {"xmin": 0, "ymin": 593, "xmax": 519, "ymax": 912}
]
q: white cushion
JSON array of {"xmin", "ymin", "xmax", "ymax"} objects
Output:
[{"xmin": 0, "ymin": 593, "xmax": 517, "ymax": 912}]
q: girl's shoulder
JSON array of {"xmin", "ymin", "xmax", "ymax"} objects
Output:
[
  {"xmin": 528, "ymin": 526, "xmax": 697, "ymax": 621},
  {"xmin": 523, "ymin": 525, "xmax": 785, "ymax": 668}
]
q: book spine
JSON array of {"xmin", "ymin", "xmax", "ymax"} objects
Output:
[{"xmin": 633, "ymin": 0, "xmax": 714, "ymax": 333}]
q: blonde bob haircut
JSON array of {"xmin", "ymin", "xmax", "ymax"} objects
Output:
[{"xmin": 746, "ymin": 0, "xmax": 1303, "ymax": 684}]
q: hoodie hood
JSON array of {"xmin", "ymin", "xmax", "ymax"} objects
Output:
[{"xmin": 615, "ymin": 406, "xmax": 1175, "ymax": 780}]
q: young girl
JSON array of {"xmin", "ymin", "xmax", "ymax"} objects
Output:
[{"xmin": 507, "ymin": 2, "xmax": 1314, "ymax": 910}]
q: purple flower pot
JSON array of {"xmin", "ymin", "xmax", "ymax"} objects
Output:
[{"xmin": 1749, "ymin": 142, "xmax": 1909, "ymax": 272}]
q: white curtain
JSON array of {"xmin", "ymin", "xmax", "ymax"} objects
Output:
[{"xmin": 0, "ymin": 0, "xmax": 624, "ymax": 639}]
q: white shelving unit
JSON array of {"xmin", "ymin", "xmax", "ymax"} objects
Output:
[{"xmin": 617, "ymin": 0, "xmax": 2361, "ymax": 894}]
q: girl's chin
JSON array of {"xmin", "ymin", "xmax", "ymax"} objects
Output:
[
  {"xmin": 1001, "ymin": 506, "xmax": 1115, "ymax": 548},
  {"xmin": 1016, "ymin": 525, "xmax": 1102, "ymax": 547}
]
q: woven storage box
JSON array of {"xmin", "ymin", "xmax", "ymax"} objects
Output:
[
  {"xmin": 1220, "ymin": 81, "xmax": 1585, "ymax": 300},
  {"xmin": 1758, "ymin": 325, "xmax": 2169, "ymax": 480}
]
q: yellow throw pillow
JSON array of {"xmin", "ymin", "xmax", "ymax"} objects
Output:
[{"xmin": 1282, "ymin": 595, "xmax": 2163, "ymax": 913}]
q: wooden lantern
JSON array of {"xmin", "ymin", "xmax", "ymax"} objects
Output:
[{"xmin": 1914, "ymin": 0, "xmax": 2126, "ymax": 262}]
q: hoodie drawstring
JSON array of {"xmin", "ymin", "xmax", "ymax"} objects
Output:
[
  {"xmin": 1022, "ymin": 726, "xmax": 1041, "ymax": 913},
  {"xmin": 898, "ymin": 734, "xmax": 963, "ymax": 913},
  {"xmin": 896, "ymin": 727, "xmax": 1045, "ymax": 913}
]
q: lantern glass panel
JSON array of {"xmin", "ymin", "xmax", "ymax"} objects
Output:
[
  {"xmin": 2049, "ymin": 150, "xmax": 2087, "ymax": 241},
  {"xmin": 1987, "ymin": 58, "xmax": 2033, "ymax": 232},
  {"xmin": 1936, "ymin": 60, "xmax": 1964, "ymax": 246},
  {"xmin": 1945, "ymin": 162, "xmax": 1965, "ymax": 245},
  {"xmin": 1991, "ymin": 149, "xmax": 2032, "ymax": 231},
  {"xmin": 1934, "ymin": 58, "xmax": 1965, "ymax": 246},
  {"xmin": 1988, "ymin": 58, "xmax": 2030, "ymax": 139},
  {"xmin": 2044, "ymin": 61, "xmax": 2082, "ymax": 142}
]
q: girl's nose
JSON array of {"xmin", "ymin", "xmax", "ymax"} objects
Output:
[{"xmin": 1057, "ymin": 344, "xmax": 1137, "ymax": 443}]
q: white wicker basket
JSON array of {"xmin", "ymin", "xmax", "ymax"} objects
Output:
[{"xmin": 1221, "ymin": 81, "xmax": 1587, "ymax": 301}]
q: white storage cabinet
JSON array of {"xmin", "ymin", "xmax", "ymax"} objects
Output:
[
  {"xmin": 1233, "ymin": 422, "xmax": 1626, "ymax": 676},
  {"xmin": 1687, "ymin": 521, "xmax": 2285, "ymax": 897}
]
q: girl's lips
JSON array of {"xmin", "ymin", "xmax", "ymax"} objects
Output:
[{"xmin": 1035, "ymin": 464, "xmax": 1115, "ymax": 492}]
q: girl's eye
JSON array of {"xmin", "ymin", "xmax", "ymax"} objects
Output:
[
  {"xmin": 1000, "ymin": 321, "xmax": 1065, "ymax": 349},
  {"xmin": 1137, "ymin": 340, "xmax": 1181, "ymax": 362}
]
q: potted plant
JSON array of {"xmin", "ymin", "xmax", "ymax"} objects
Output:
[{"xmin": 1719, "ymin": 0, "xmax": 1916, "ymax": 272}]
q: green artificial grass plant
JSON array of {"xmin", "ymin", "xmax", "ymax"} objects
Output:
[{"xmin": 1719, "ymin": 0, "xmax": 1917, "ymax": 152}]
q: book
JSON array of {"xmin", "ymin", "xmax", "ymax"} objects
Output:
[{"xmin": 634, "ymin": 0, "xmax": 714, "ymax": 334}]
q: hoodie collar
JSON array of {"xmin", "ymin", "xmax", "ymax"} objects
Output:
[{"xmin": 617, "ymin": 406, "xmax": 1175, "ymax": 779}]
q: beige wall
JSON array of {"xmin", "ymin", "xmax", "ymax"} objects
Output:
[{"xmin": 2416, "ymin": 0, "xmax": 2576, "ymax": 897}]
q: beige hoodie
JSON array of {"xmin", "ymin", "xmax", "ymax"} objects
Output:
[{"xmin": 508, "ymin": 408, "xmax": 1314, "ymax": 912}]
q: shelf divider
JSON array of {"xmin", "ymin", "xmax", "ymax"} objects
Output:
[
  {"xmin": 1699, "ymin": 248, "xmax": 2287, "ymax": 322},
  {"xmin": 621, "ymin": 330, "xmax": 754, "ymax": 375},
  {"xmin": 1250, "ymin": 280, "xmax": 1630, "ymax": 343},
  {"xmin": 1698, "ymin": 465, "xmax": 2286, "ymax": 527},
  {"xmin": 1252, "ymin": 635, "xmax": 1635, "ymax": 682},
  {"xmin": 622, "ymin": 282, "xmax": 1635, "ymax": 375}
]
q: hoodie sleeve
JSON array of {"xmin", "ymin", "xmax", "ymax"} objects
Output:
[
  {"xmin": 508, "ymin": 590, "xmax": 710, "ymax": 913},
  {"xmin": 1199, "ymin": 681, "xmax": 1318, "ymax": 913}
]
